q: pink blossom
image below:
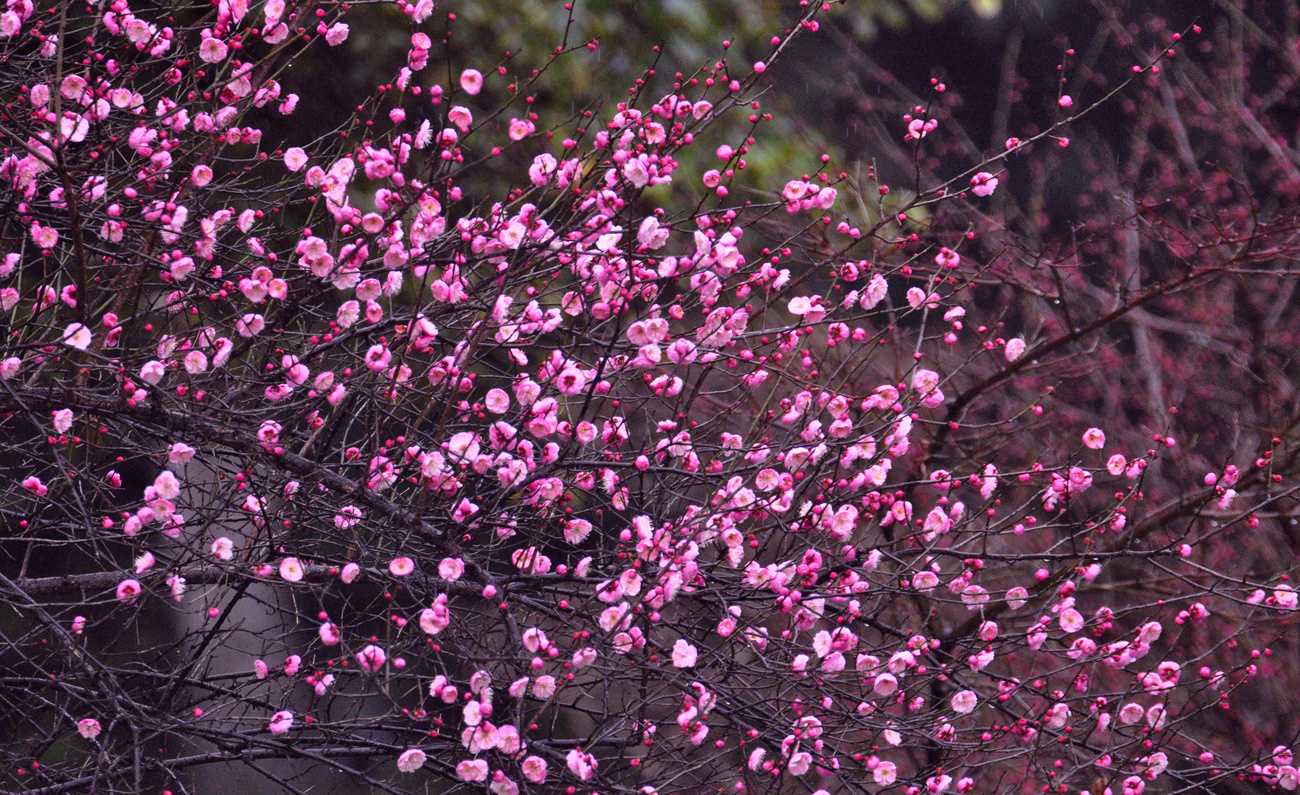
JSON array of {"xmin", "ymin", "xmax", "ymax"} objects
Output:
[
  {"xmin": 324, "ymin": 22, "xmax": 349, "ymax": 45},
  {"xmin": 116, "ymin": 579, "xmax": 142, "ymax": 604},
  {"xmin": 460, "ymin": 69, "xmax": 483, "ymax": 95},
  {"xmin": 457, "ymin": 759, "xmax": 489, "ymax": 782},
  {"xmin": 449, "ymin": 105, "xmax": 473, "ymax": 131},
  {"xmin": 268, "ymin": 710, "xmax": 293, "ymax": 734},
  {"xmin": 521, "ymin": 755, "xmax": 548, "ymax": 783},
  {"xmin": 318, "ymin": 622, "xmax": 341, "ymax": 645},
  {"xmin": 672, "ymin": 639, "xmax": 698, "ymax": 667},
  {"xmin": 438, "ymin": 557, "xmax": 465, "ymax": 580},
  {"xmin": 355, "ymin": 644, "xmax": 386, "ymax": 673},
  {"xmin": 31, "ymin": 221, "xmax": 58, "ymax": 249},
  {"xmin": 341, "ymin": 562, "xmax": 361, "ymax": 583},
  {"xmin": 284, "ymin": 147, "xmax": 308, "ymax": 171},
  {"xmin": 279, "ymin": 557, "xmax": 304, "ymax": 582},
  {"xmin": 62, "ymin": 323, "xmax": 92, "ymax": 350},
  {"xmin": 874, "ymin": 761, "xmax": 898, "ymax": 786},
  {"xmin": 396, "ymin": 748, "xmax": 427, "ymax": 773},
  {"xmin": 77, "ymin": 718, "xmax": 102, "ymax": 739},
  {"xmin": 566, "ymin": 749, "xmax": 597, "ymax": 781},
  {"xmin": 970, "ymin": 171, "xmax": 999, "ymax": 197},
  {"xmin": 388, "ymin": 556, "xmax": 414, "ymax": 576},
  {"xmin": 1004, "ymin": 338, "xmax": 1026, "ymax": 362}
]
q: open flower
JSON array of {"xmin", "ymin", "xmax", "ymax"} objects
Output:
[
  {"xmin": 77, "ymin": 718, "xmax": 102, "ymax": 739},
  {"xmin": 268, "ymin": 710, "xmax": 293, "ymax": 734},
  {"xmin": 279, "ymin": 557, "xmax": 304, "ymax": 582},
  {"xmin": 459, "ymin": 69, "xmax": 483, "ymax": 94},
  {"xmin": 396, "ymin": 748, "xmax": 427, "ymax": 773},
  {"xmin": 671, "ymin": 639, "xmax": 698, "ymax": 668},
  {"xmin": 116, "ymin": 579, "xmax": 142, "ymax": 604}
]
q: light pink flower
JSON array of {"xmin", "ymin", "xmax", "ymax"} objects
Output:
[
  {"xmin": 460, "ymin": 68, "xmax": 483, "ymax": 95},
  {"xmin": 279, "ymin": 557, "xmax": 304, "ymax": 582},
  {"xmin": 671, "ymin": 638, "xmax": 698, "ymax": 668},
  {"xmin": 318, "ymin": 622, "xmax": 340, "ymax": 645},
  {"xmin": 268, "ymin": 710, "xmax": 293, "ymax": 734},
  {"xmin": 324, "ymin": 22, "xmax": 348, "ymax": 45},
  {"xmin": 396, "ymin": 748, "xmax": 427, "ymax": 773},
  {"xmin": 211, "ymin": 537, "xmax": 234, "ymax": 561},
  {"xmin": 457, "ymin": 759, "xmax": 489, "ymax": 782},
  {"xmin": 1004, "ymin": 337, "xmax": 1026, "ymax": 362},
  {"xmin": 484, "ymin": 388, "xmax": 510, "ymax": 414},
  {"xmin": 62, "ymin": 322, "xmax": 92, "ymax": 350},
  {"xmin": 951, "ymin": 690, "xmax": 978, "ymax": 714},
  {"xmin": 78, "ymin": 718, "xmax": 102, "ymax": 739},
  {"xmin": 389, "ymin": 556, "xmax": 414, "ymax": 576},
  {"xmin": 874, "ymin": 761, "xmax": 898, "ymax": 786},
  {"xmin": 566, "ymin": 749, "xmax": 596, "ymax": 781},
  {"xmin": 521, "ymin": 755, "xmax": 548, "ymax": 783}
]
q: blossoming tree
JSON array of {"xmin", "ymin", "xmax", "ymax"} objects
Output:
[{"xmin": 3, "ymin": 0, "xmax": 1300, "ymax": 794}]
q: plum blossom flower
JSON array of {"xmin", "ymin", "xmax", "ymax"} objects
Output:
[
  {"xmin": 268, "ymin": 710, "xmax": 293, "ymax": 734},
  {"xmin": 78, "ymin": 718, "xmax": 103, "ymax": 739},
  {"xmin": 566, "ymin": 749, "xmax": 597, "ymax": 781},
  {"xmin": 438, "ymin": 557, "xmax": 465, "ymax": 580},
  {"xmin": 521, "ymin": 755, "xmax": 548, "ymax": 783},
  {"xmin": 1059, "ymin": 608, "xmax": 1085, "ymax": 633},
  {"xmin": 341, "ymin": 562, "xmax": 361, "ymax": 583},
  {"xmin": 62, "ymin": 322, "xmax": 92, "ymax": 350},
  {"xmin": 167, "ymin": 442, "xmax": 196, "ymax": 463},
  {"xmin": 460, "ymin": 69, "xmax": 483, "ymax": 94},
  {"xmin": 1004, "ymin": 337, "xmax": 1026, "ymax": 362},
  {"xmin": 951, "ymin": 690, "xmax": 978, "ymax": 714},
  {"xmin": 279, "ymin": 557, "xmax": 304, "ymax": 582},
  {"xmin": 672, "ymin": 639, "xmax": 698, "ymax": 668},
  {"xmin": 116, "ymin": 579, "xmax": 142, "ymax": 604},
  {"xmin": 396, "ymin": 748, "xmax": 427, "ymax": 773},
  {"xmin": 970, "ymin": 171, "xmax": 999, "ymax": 196},
  {"xmin": 389, "ymin": 556, "xmax": 414, "ymax": 576},
  {"xmin": 319, "ymin": 622, "xmax": 341, "ymax": 645},
  {"xmin": 355, "ymin": 644, "xmax": 387, "ymax": 673},
  {"xmin": 874, "ymin": 761, "xmax": 898, "ymax": 786},
  {"xmin": 31, "ymin": 222, "xmax": 58, "ymax": 249},
  {"xmin": 324, "ymin": 22, "xmax": 349, "ymax": 45},
  {"xmin": 457, "ymin": 759, "xmax": 489, "ymax": 782},
  {"xmin": 873, "ymin": 672, "xmax": 898, "ymax": 696},
  {"xmin": 211, "ymin": 537, "xmax": 234, "ymax": 561},
  {"xmin": 284, "ymin": 147, "xmax": 308, "ymax": 171}
]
